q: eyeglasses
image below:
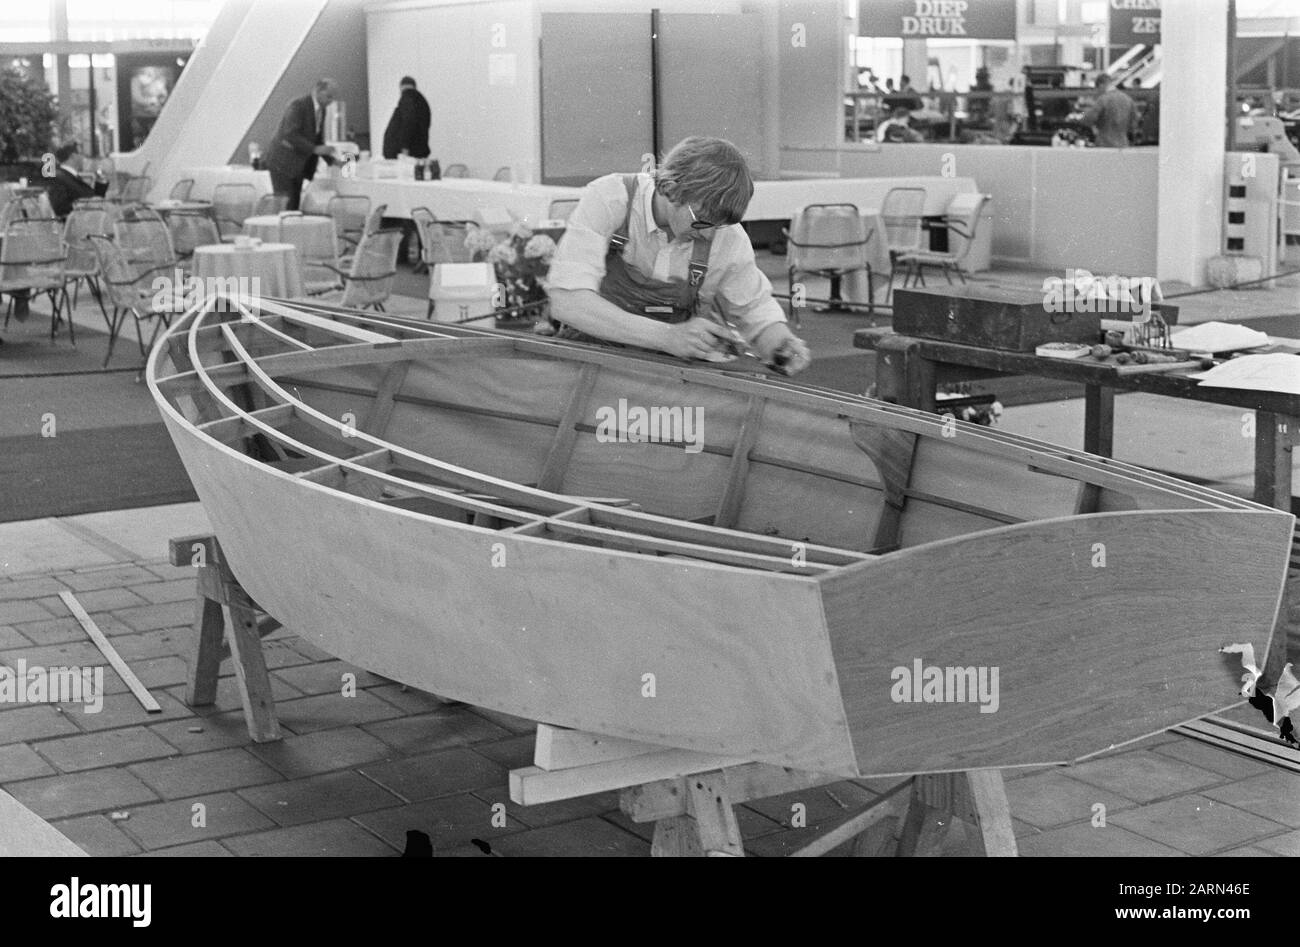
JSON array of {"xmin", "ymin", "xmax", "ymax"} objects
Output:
[{"xmin": 686, "ymin": 204, "xmax": 716, "ymax": 231}]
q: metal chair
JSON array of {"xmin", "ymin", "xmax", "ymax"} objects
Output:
[
  {"xmin": 894, "ymin": 193, "xmax": 991, "ymax": 289},
  {"xmin": 169, "ymin": 179, "xmax": 195, "ymax": 201},
  {"xmin": 253, "ymin": 193, "xmax": 288, "ymax": 216},
  {"xmin": 212, "ymin": 183, "xmax": 258, "ymax": 241},
  {"xmin": 410, "ymin": 206, "xmax": 474, "ymax": 273},
  {"xmin": 1, "ymin": 218, "xmax": 71, "ymax": 340},
  {"xmin": 881, "ymin": 187, "xmax": 926, "ymax": 303},
  {"xmin": 327, "ymin": 194, "xmax": 371, "ymax": 254},
  {"xmin": 314, "ymin": 228, "xmax": 402, "ymax": 311},
  {"xmin": 87, "ymin": 234, "xmax": 178, "ymax": 368},
  {"xmin": 785, "ymin": 203, "xmax": 874, "ymax": 326},
  {"xmin": 166, "ymin": 211, "xmax": 222, "ymax": 276},
  {"xmin": 0, "ymin": 193, "xmax": 54, "ymax": 229},
  {"xmin": 113, "ymin": 215, "xmax": 178, "ymax": 272},
  {"xmin": 443, "ymin": 163, "xmax": 469, "ymax": 178},
  {"xmin": 122, "ymin": 175, "xmax": 153, "ymax": 203},
  {"xmin": 281, "ymin": 214, "xmax": 344, "ymax": 295},
  {"xmin": 547, "ymin": 199, "xmax": 579, "ymax": 222},
  {"xmin": 63, "ymin": 206, "xmax": 109, "ymax": 315}
]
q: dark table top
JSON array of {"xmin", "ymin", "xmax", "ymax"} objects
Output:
[{"xmin": 853, "ymin": 327, "xmax": 1300, "ymax": 416}]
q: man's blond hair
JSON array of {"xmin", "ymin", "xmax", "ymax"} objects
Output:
[{"xmin": 653, "ymin": 137, "xmax": 753, "ymax": 226}]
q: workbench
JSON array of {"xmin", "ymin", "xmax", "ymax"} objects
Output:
[{"xmin": 853, "ymin": 327, "xmax": 1300, "ymax": 512}]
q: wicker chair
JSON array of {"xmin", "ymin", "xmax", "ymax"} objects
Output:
[
  {"xmin": 212, "ymin": 183, "xmax": 258, "ymax": 241},
  {"xmin": 327, "ymin": 194, "xmax": 371, "ymax": 254},
  {"xmin": 312, "ymin": 228, "xmax": 401, "ymax": 311},
  {"xmin": 410, "ymin": 206, "xmax": 473, "ymax": 273},
  {"xmin": 87, "ymin": 234, "xmax": 179, "ymax": 368},
  {"xmin": 113, "ymin": 215, "xmax": 178, "ymax": 272},
  {"xmin": 253, "ymin": 193, "xmax": 289, "ymax": 216},
  {"xmin": 121, "ymin": 175, "xmax": 153, "ymax": 203},
  {"xmin": 1, "ymin": 218, "xmax": 71, "ymax": 340},
  {"xmin": 63, "ymin": 206, "xmax": 109, "ymax": 315},
  {"xmin": 281, "ymin": 213, "xmax": 344, "ymax": 295},
  {"xmin": 166, "ymin": 211, "xmax": 222, "ymax": 276}
]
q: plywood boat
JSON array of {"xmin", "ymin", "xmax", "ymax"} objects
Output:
[{"xmin": 147, "ymin": 295, "xmax": 1294, "ymax": 778}]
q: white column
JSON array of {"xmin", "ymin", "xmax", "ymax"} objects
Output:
[
  {"xmin": 902, "ymin": 38, "xmax": 928, "ymax": 88},
  {"xmin": 1156, "ymin": 0, "xmax": 1228, "ymax": 287}
]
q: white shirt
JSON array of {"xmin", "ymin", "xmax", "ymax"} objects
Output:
[{"xmin": 547, "ymin": 172, "xmax": 787, "ymax": 345}]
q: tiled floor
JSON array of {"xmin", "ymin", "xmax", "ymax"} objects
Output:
[{"xmin": 0, "ymin": 502, "xmax": 1296, "ymax": 856}]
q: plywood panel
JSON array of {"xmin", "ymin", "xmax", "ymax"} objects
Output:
[
  {"xmin": 735, "ymin": 463, "xmax": 882, "ymax": 552},
  {"xmin": 908, "ymin": 437, "xmax": 1079, "ymax": 523},
  {"xmin": 540, "ymin": 12, "xmax": 653, "ymax": 185},
  {"xmin": 163, "ymin": 415, "xmax": 859, "ymax": 775},
  {"xmin": 821, "ymin": 510, "xmax": 1293, "ymax": 776}
]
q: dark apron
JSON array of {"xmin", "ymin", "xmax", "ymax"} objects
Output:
[{"xmin": 556, "ymin": 174, "xmax": 713, "ymax": 347}]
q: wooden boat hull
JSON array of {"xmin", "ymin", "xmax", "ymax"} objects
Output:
[{"xmin": 149, "ymin": 298, "xmax": 1294, "ymax": 777}]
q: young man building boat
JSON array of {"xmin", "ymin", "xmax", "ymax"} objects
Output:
[{"xmin": 546, "ymin": 137, "xmax": 811, "ymax": 374}]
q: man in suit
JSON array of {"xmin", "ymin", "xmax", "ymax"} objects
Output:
[
  {"xmin": 382, "ymin": 76, "xmax": 431, "ymax": 160},
  {"xmin": 265, "ymin": 78, "xmax": 339, "ymax": 211},
  {"xmin": 44, "ymin": 143, "xmax": 106, "ymax": 218}
]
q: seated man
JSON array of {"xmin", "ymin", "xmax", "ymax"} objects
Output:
[
  {"xmin": 547, "ymin": 136, "xmax": 810, "ymax": 374},
  {"xmin": 44, "ymin": 143, "xmax": 106, "ymax": 218},
  {"xmin": 876, "ymin": 107, "xmax": 924, "ymax": 143}
]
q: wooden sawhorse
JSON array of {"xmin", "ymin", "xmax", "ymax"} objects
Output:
[
  {"xmin": 170, "ymin": 534, "xmax": 283, "ymax": 743},
  {"xmin": 510, "ymin": 725, "xmax": 1017, "ymax": 857}
]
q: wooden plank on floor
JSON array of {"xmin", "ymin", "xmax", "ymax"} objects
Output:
[
  {"xmin": 60, "ymin": 590, "xmax": 161, "ymax": 713},
  {"xmin": 0, "ymin": 790, "xmax": 88, "ymax": 857}
]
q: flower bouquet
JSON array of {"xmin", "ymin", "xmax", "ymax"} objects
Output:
[{"xmin": 465, "ymin": 223, "xmax": 557, "ymax": 329}]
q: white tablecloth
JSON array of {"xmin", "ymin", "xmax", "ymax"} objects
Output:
[
  {"xmin": 747, "ymin": 176, "xmax": 978, "ymax": 220},
  {"xmin": 334, "ymin": 177, "xmax": 582, "ymax": 225},
  {"xmin": 181, "ymin": 166, "xmax": 273, "ymax": 202},
  {"xmin": 193, "ymin": 242, "xmax": 303, "ymax": 299}
]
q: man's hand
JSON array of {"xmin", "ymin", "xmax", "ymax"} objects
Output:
[
  {"xmin": 753, "ymin": 323, "xmax": 812, "ymax": 375},
  {"xmin": 659, "ymin": 318, "xmax": 735, "ymax": 361}
]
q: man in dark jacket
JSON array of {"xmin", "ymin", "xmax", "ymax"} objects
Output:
[
  {"xmin": 265, "ymin": 78, "xmax": 339, "ymax": 211},
  {"xmin": 44, "ymin": 143, "xmax": 106, "ymax": 217},
  {"xmin": 382, "ymin": 77, "xmax": 431, "ymax": 159}
]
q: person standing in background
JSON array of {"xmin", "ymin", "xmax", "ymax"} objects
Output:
[
  {"xmin": 382, "ymin": 76, "xmax": 431, "ymax": 160},
  {"xmin": 1081, "ymin": 74, "xmax": 1135, "ymax": 148},
  {"xmin": 265, "ymin": 78, "xmax": 339, "ymax": 211}
]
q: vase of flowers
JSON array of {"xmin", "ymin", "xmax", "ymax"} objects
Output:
[{"xmin": 464, "ymin": 223, "xmax": 556, "ymax": 329}]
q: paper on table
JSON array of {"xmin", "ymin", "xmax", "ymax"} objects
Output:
[
  {"xmin": 1169, "ymin": 321, "xmax": 1270, "ymax": 353},
  {"xmin": 1191, "ymin": 353, "xmax": 1300, "ymax": 395},
  {"xmin": 437, "ymin": 262, "xmax": 494, "ymax": 288}
]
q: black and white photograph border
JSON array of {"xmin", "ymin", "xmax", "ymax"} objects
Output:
[{"xmin": 0, "ymin": 0, "xmax": 1296, "ymax": 881}]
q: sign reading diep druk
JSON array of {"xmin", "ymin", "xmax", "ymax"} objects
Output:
[{"xmin": 859, "ymin": 1, "xmax": 1017, "ymax": 40}]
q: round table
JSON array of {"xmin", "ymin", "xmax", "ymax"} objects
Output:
[
  {"xmin": 192, "ymin": 242, "xmax": 304, "ymax": 299},
  {"xmin": 242, "ymin": 214, "xmax": 336, "ymax": 262},
  {"xmin": 150, "ymin": 200, "xmax": 214, "ymax": 216}
]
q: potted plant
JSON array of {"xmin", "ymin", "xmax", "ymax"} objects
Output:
[{"xmin": 0, "ymin": 65, "xmax": 58, "ymax": 182}]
